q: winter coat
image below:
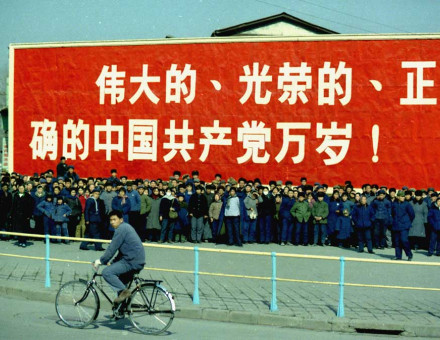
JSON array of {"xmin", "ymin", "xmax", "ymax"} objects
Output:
[
  {"xmin": 209, "ymin": 200, "xmax": 223, "ymax": 220},
  {"xmin": 428, "ymin": 203, "xmax": 440, "ymax": 231},
  {"xmin": 243, "ymin": 195, "xmax": 262, "ymax": 218},
  {"xmin": 127, "ymin": 190, "xmax": 141, "ymax": 212},
  {"xmin": 66, "ymin": 195, "xmax": 82, "ymax": 217},
  {"xmin": 0, "ymin": 191, "xmax": 12, "ymax": 222},
  {"xmin": 280, "ymin": 197, "xmax": 296, "ymax": 220},
  {"xmin": 37, "ymin": 200, "xmax": 55, "ymax": 218},
  {"xmin": 391, "ymin": 201, "xmax": 415, "ymax": 231},
  {"xmin": 112, "ymin": 196, "xmax": 131, "ymax": 222},
  {"xmin": 140, "ymin": 194, "xmax": 152, "ymax": 215},
  {"xmin": 147, "ymin": 196, "xmax": 161, "ymax": 230},
  {"xmin": 371, "ymin": 198, "xmax": 392, "ymax": 222},
  {"xmin": 409, "ymin": 200, "xmax": 428, "ymax": 237},
  {"xmin": 312, "ymin": 200, "xmax": 329, "ymax": 224},
  {"xmin": 10, "ymin": 193, "xmax": 34, "ymax": 232},
  {"xmin": 84, "ymin": 197, "xmax": 102, "ymax": 223},
  {"xmin": 188, "ymin": 194, "xmax": 209, "ymax": 218},
  {"xmin": 159, "ymin": 197, "xmax": 180, "ymax": 219},
  {"xmin": 100, "ymin": 190, "xmax": 117, "ymax": 214},
  {"xmin": 341, "ymin": 199, "xmax": 355, "ymax": 214},
  {"xmin": 259, "ymin": 194, "xmax": 276, "ymax": 216},
  {"xmin": 336, "ymin": 215, "xmax": 352, "ymax": 240},
  {"xmin": 31, "ymin": 192, "xmax": 46, "ymax": 217},
  {"xmin": 352, "ymin": 204, "xmax": 374, "ymax": 229},
  {"xmin": 52, "ymin": 203, "xmax": 72, "ymax": 223},
  {"xmin": 327, "ymin": 200, "xmax": 342, "ymax": 234},
  {"xmin": 290, "ymin": 200, "xmax": 311, "ymax": 223}
]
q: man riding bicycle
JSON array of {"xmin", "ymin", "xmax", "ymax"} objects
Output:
[{"xmin": 93, "ymin": 210, "xmax": 146, "ymax": 303}]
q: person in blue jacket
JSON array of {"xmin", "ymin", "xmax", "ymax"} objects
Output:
[
  {"xmin": 370, "ymin": 189, "xmax": 392, "ymax": 249},
  {"xmin": 80, "ymin": 189, "xmax": 105, "ymax": 251},
  {"xmin": 37, "ymin": 194, "xmax": 55, "ymax": 241},
  {"xmin": 279, "ymin": 189, "xmax": 296, "ymax": 245},
  {"xmin": 427, "ymin": 196, "xmax": 440, "ymax": 256},
  {"xmin": 52, "ymin": 196, "xmax": 72, "ymax": 244},
  {"xmin": 351, "ymin": 195, "xmax": 375, "ymax": 254},
  {"xmin": 112, "ymin": 188, "xmax": 131, "ymax": 223},
  {"xmin": 391, "ymin": 190, "xmax": 415, "ymax": 261},
  {"xmin": 335, "ymin": 209, "xmax": 352, "ymax": 248},
  {"xmin": 327, "ymin": 191, "xmax": 342, "ymax": 246}
]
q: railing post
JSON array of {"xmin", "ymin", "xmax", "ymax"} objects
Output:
[
  {"xmin": 193, "ymin": 246, "xmax": 200, "ymax": 305},
  {"xmin": 45, "ymin": 234, "xmax": 51, "ymax": 288},
  {"xmin": 337, "ymin": 256, "xmax": 345, "ymax": 317},
  {"xmin": 270, "ymin": 251, "xmax": 278, "ymax": 312}
]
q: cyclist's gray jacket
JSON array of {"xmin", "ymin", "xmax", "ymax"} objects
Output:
[{"xmin": 100, "ymin": 222, "xmax": 145, "ymax": 269}]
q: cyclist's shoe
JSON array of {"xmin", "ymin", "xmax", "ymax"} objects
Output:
[{"xmin": 114, "ymin": 289, "xmax": 131, "ymax": 303}]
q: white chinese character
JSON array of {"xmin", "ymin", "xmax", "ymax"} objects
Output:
[
  {"xmin": 400, "ymin": 61, "xmax": 437, "ymax": 105},
  {"xmin": 275, "ymin": 122, "xmax": 312, "ymax": 163},
  {"xmin": 199, "ymin": 120, "xmax": 232, "ymax": 162},
  {"xmin": 29, "ymin": 119, "xmax": 58, "ymax": 160},
  {"xmin": 129, "ymin": 65, "xmax": 160, "ymax": 104},
  {"xmin": 237, "ymin": 121, "xmax": 271, "ymax": 164},
  {"xmin": 239, "ymin": 63, "xmax": 272, "ymax": 105},
  {"xmin": 316, "ymin": 122, "xmax": 352, "ymax": 165},
  {"xmin": 318, "ymin": 61, "xmax": 352, "ymax": 106},
  {"xmin": 278, "ymin": 62, "xmax": 312, "ymax": 104},
  {"xmin": 94, "ymin": 119, "xmax": 124, "ymax": 161},
  {"xmin": 95, "ymin": 65, "xmax": 126, "ymax": 105},
  {"xmin": 163, "ymin": 120, "xmax": 194, "ymax": 162},
  {"xmin": 128, "ymin": 119, "xmax": 158, "ymax": 161},
  {"xmin": 165, "ymin": 64, "xmax": 196, "ymax": 104},
  {"xmin": 62, "ymin": 119, "xmax": 90, "ymax": 160}
]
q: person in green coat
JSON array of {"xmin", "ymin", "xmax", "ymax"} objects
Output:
[
  {"xmin": 290, "ymin": 192, "xmax": 312, "ymax": 246},
  {"xmin": 312, "ymin": 192, "xmax": 329, "ymax": 246}
]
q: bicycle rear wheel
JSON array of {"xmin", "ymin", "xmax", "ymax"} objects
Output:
[
  {"xmin": 128, "ymin": 283, "xmax": 175, "ymax": 335},
  {"xmin": 55, "ymin": 280, "xmax": 99, "ymax": 328}
]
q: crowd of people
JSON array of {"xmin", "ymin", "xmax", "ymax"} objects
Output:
[{"xmin": 1, "ymin": 156, "xmax": 440, "ymax": 262}]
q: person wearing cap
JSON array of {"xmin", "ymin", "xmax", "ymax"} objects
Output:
[
  {"xmin": 409, "ymin": 190, "xmax": 428, "ymax": 251},
  {"xmin": 335, "ymin": 209, "xmax": 352, "ymax": 248},
  {"xmin": 31, "ymin": 184, "xmax": 46, "ymax": 238},
  {"xmin": 370, "ymin": 189, "xmax": 392, "ymax": 249},
  {"xmin": 351, "ymin": 195, "xmax": 375, "ymax": 254},
  {"xmin": 10, "ymin": 183, "xmax": 35, "ymax": 247},
  {"xmin": 0, "ymin": 182, "xmax": 12, "ymax": 240},
  {"xmin": 56, "ymin": 156, "xmax": 68, "ymax": 179},
  {"xmin": 312, "ymin": 192, "xmax": 329, "ymax": 246},
  {"xmin": 188, "ymin": 185, "xmax": 209, "ymax": 243},
  {"xmin": 64, "ymin": 165, "xmax": 79, "ymax": 183},
  {"xmin": 291, "ymin": 191, "xmax": 311, "ymax": 246},
  {"xmin": 279, "ymin": 189, "xmax": 296, "ymax": 245},
  {"xmin": 391, "ymin": 190, "xmax": 415, "ymax": 260},
  {"xmin": 299, "ymin": 177, "xmax": 307, "ymax": 192},
  {"xmin": 79, "ymin": 189, "xmax": 105, "ymax": 251},
  {"xmin": 99, "ymin": 183, "xmax": 117, "ymax": 239},
  {"xmin": 427, "ymin": 197, "xmax": 440, "ymax": 256}
]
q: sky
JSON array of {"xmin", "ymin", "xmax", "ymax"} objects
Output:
[{"xmin": 1, "ymin": 0, "xmax": 440, "ymax": 108}]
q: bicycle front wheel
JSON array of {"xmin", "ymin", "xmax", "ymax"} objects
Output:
[
  {"xmin": 55, "ymin": 280, "xmax": 99, "ymax": 328},
  {"xmin": 128, "ymin": 283, "xmax": 175, "ymax": 335}
]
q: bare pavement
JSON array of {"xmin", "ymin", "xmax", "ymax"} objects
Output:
[{"xmin": 1, "ymin": 237, "xmax": 440, "ymax": 337}]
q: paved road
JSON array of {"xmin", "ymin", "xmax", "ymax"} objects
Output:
[
  {"xmin": 0, "ymin": 295, "xmax": 431, "ymax": 340},
  {"xmin": 0, "ymin": 238, "xmax": 440, "ymax": 336}
]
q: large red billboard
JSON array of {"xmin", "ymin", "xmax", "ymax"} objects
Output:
[{"xmin": 9, "ymin": 35, "xmax": 440, "ymax": 187}]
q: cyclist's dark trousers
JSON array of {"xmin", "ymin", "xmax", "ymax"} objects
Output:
[{"xmin": 102, "ymin": 260, "xmax": 133, "ymax": 293}]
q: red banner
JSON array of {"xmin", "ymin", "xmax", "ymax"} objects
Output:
[{"xmin": 10, "ymin": 36, "xmax": 440, "ymax": 187}]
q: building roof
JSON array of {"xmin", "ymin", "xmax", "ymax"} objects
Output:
[{"xmin": 211, "ymin": 12, "xmax": 338, "ymax": 37}]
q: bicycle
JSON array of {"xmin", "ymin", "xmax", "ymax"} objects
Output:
[{"xmin": 55, "ymin": 267, "xmax": 176, "ymax": 335}]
